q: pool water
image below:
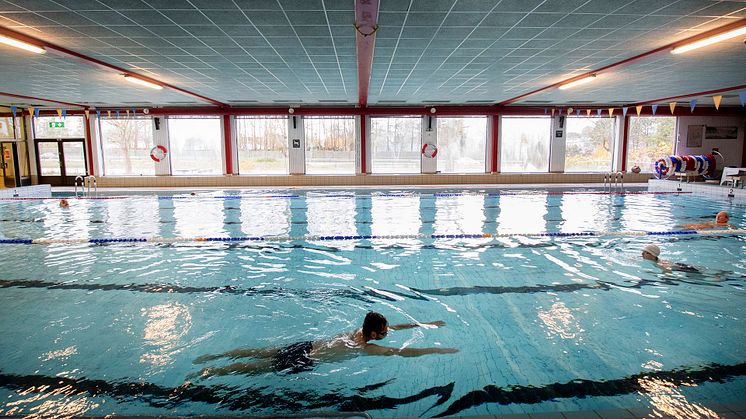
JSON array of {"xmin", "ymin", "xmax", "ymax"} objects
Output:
[{"xmin": 0, "ymin": 188, "xmax": 744, "ymax": 417}]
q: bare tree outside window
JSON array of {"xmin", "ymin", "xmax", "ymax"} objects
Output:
[
  {"xmin": 235, "ymin": 116, "xmax": 288, "ymax": 174},
  {"xmin": 371, "ymin": 117, "xmax": 421, "ymax": 174},
  {"xmin": 627, "ymin": 117, "xmax": 676, "ymax": 172},
  {"xmin": 305, "ymin": 116, "xmax": 355, "ymax": 174},
  {"xmin": 168, "ymin": 117, "xmax": 222, "ymax": 175},
  {"xmin": 100, "ymin": 118, "xmax": 154, "ymax": 175},
  {"xmin": 500, "ymin": 117, "xmax": 551, "ymax": 172},
  {"xmin": 437, "ymin": 117, "xmax": 486, "ymax": 173},
  {"xmin": 565, "ymin": 117, "xmax": 614, "ymax": 172}
]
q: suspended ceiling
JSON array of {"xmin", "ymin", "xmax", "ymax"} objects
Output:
[{"xmin": 0, "ymin": 0, "xmax": 745, "ymax": 108}]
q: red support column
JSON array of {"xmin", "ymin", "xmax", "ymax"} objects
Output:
[
  {"xmin": 621, "ymin": 115, "xmax": 630, "ymax": 172},
  {"xmin": 223, "ymin": 114, "xmax": 233, "ymax": 174},
  {"xmin": 84, "ymin": 117, "xmax": 94, "ymax": 175},
  {"xmin": 491, "ymin": 115, "xmax": 499, "ymax": 173},
  {"xmin": 360, "ymin": 114, "xmax": 367, "ymax": 174}
]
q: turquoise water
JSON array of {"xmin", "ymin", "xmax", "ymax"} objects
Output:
[{"xmin": 0, "ymin": 188, "xmax": 745, "ymax": 417}]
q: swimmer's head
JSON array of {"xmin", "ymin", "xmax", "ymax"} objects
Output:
[
  {"xmin": 59, "ymin": 199, "xmax": 69, "ymax": 208},
  {"xmin": 716, "ymin": 211, "xmax": 729, "ymax": 224},
  {"xmin": 642, "ymin": 244, "xmax": 660, "ymax": 261},
  {"xmin": 362, "ymin": 311, "xmax": 388, "ymax": 340}
]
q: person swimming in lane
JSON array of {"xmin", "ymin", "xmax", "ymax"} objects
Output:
[
  {"xmin": 191, "ymin": 311, "xmax": 458, "ymax": 378},
  {"xmin": 677, "ymin": 211, "xmax": 733, "ymax": 230}
]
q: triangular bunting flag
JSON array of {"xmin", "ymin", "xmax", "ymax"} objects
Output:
[
  {"xmin": 62, "ymin": 109, "xmax": 67, "ymax": 119},
  {"xmin": 596, "ymin": 108, "xmax": 602, "ymax": 116},
  {"xmin": 107, "ymin": 110, "xmax": 112, "ymax": 118},
  {"xmin": 690, "ymin": 99, "xmax": 696, "ymax": 113},
  {"xmin": 131, "ymin": 108, "xmax": 136, "ymax": 116},
  {"xmin": 96, "ymin": 110, "xmax": 101, "ymax": 119},
  {"xmin": 669, "ymin": 102, "xmax": 676, "ymax": 114},
  {"xmin": 28, "ymin": 107, "xmax": 35, "ymax": 117},
  {"xmin": 622, "ymin": 107, "xmax": 628, "ymax": 117},
  {"xmin": 739, "ymin": 91, "xmax": 746, "ymax": 107},
  {"xmin": 635, "ymin": 105, "xmax": 642, "ymax": 116},
  {"xmin": 576, "ymin": 109, "xmax": 581, "ymax": 116},
  {"xmin": 558, "ymin": 108, "xmax": 563, "ymax": 115},
  {"xmin": 10, "ymin": 106, "xmax": 16, "ymax": 116},
  {"xmin": 551, "ymin": 108, "xmax": 555, "ymax": 116},
  {"xmin": 116, "ymin": 110, "xmax": 120, "ymax": 118},
  {"xmin": 713, "ymin": 95, "xmax": 722, "ymax": 110},
  {"xmin": 544, "ymin": 108, "xmax": 547, "ymax": 115},
  {"xmin": 34, "ymin": 108, "xmax": 40, "ymax": 118},
  {"xmin": 84, "ymin": 110, "xmax": 90, "ymax": 119},
  {"xmin": 126, "ymin": 109, "xmax": 130, "ymax": 117},
  {"xmin": 651, "ymin": 105, "xmax": 658, "ymax": 115},
  {"xmin": 608, "ymin": 108, "xmax": 614, "ymax": 117},
  {"xmin": 586, "ymin": 109, "xmax": 591, "ymax": 116},
  {"xmin": 56, "ymin": 109, "xmax": 62, "ymax": 117}
]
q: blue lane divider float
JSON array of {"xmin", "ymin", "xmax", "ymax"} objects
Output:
[{"xmin": 0, "ymin": 229, "xmax": 743, "ymax": 245}]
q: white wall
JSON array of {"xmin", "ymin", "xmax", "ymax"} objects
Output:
[{"xmin": 676, "ymin": 116, "xmax": 745, "ymax": 167}]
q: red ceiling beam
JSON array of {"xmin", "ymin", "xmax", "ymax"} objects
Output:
[
  {"xmin": 354, "ymin": 0, "xmax": 380, "ymax": 107},
  {"xmin": 0, "ymin": 25, "xmax": 227, "ymax": 108},
  {"xmin": 633, "ymin": 84, "xmax": 746, "ymax": 106},
  {"xmin": 0, "ymin": 91, "xmax": 86, "ymax": 108},
  {"xmin": 499, "ymin": 18, "xmax": 746, "ymax": 106}
]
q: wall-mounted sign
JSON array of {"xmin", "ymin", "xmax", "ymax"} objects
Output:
[
  {"xmin": 48, "ymin": 122, "xmax": 65, "ymax": 128},
  {"xmin": 555, "ymin": 130, "xmax": 563, "ymax": 138},
  {"xmin": 292, "ymin": 139, "xmax": 300, "ymax": 148}
]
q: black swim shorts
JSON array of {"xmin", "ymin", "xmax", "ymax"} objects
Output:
[{"xmin": 272, "ymin": 341, "xmax": 314, "ymax": 373}]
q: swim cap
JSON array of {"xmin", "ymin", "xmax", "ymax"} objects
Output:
[{"xmin": 643, "ymin": 244, "xmax": 660, "ymax": 258}]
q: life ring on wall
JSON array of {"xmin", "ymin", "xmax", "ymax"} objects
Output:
[
  {"xmin": 150, "ymin": 145, "xmax": 168, "ymax": 162},
  {"xmin": 421, "ymin": 143, "xmax": 438, "ymax": 158}
]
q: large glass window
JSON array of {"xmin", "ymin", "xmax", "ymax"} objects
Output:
[
  {"xmin": 500, "ymin": 117, "xmax": 551, "ymax": 172},
  {"xmin": 34, "ymin": 116, "xmax": 85, "ymax": 138},
  {"xmin": 370, "ymin": 117, "xmax": 421, "ymax": 174},
  {"xmin": 627, "ymin": 117, "xmax": 676, "ymax": 172},
  {"xmin": 0, "ymin": 117, "xmax": 13, "ymax": 139},
  {"xmin": 168, "ymin": 117, "xmax": 222, "ymax": 175},
  {"xmin": 565, "ymin": 117, "xmax": 615, "ymax": 172},
  {"xmin": 437, "ymin": 117, "xmax": 486, "ymax": 173},
  {"xmin": 100, "ymin": 118, "xmax": 155, "ymax": 176},
  {"xmin": 304, "ymin": 116, "xmax": 355, "ymax": 174},
  {"xmin": 236, "ymin": 116, "xmax": 288, "ymax": 174}
]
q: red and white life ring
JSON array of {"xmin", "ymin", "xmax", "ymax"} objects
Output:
[
  {"xmin": 150, "ymin": 145, "xmax": 168, "ymax": 162},
  {"xmin": 421, "ymin": 143, "xmax": 438, "ymax": 158}
]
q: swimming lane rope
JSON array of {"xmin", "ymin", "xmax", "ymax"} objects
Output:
[{"xmin": 0, "ymin": 229, "xmax": 743, "ymax": 245}]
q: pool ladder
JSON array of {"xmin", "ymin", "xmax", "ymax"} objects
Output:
[
  {"xmin": 603, "ymin": 171, "xmax": 624, "ymax": 193},
  {"xmin": 74, "ymin": 175, "xmax": 97, "ymax": 198}
]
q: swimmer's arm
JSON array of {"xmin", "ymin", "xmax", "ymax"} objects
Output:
[
  {"xmin": 389, "ymin": 320, "xmax": 446, "ymax": 330},
  {"xmin": 363, "ymin": 343, "xmax": 458, "ymax": 357},
  {"xmin": 193, "ymin": 347, "xmax": 279, "ymax": 364}
]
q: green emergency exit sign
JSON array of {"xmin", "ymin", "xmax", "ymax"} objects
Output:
[{"xmin": 48, "ymin": 122, "xmax": 65, "ymax": 128}]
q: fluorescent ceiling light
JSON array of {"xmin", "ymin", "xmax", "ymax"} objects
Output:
[
  {"xmin": 559, "ymin": 74, "xmax": 597, "ymax": 90},
  {"xmin": 671, "ymin": 25, "xmax": 746, "ymax": 54},
  {"xmin": 123, "ymin": 75, "xmax": 163, "ymax": 90},
  {"xmin": 0, "ymin": 34, "xmax": 46, "ymax": 54}
]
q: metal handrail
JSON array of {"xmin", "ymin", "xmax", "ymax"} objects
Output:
[
  {"xmin": 603, "ymin": 171, "xmax": 624, "ymax": 193},
  {"xmin": 85, "ymin": 175, "xmax": 97, "ymax": 197},
  {"xmin": 74, "ymin": 175, "xmax": 85, "ymax": 197}
]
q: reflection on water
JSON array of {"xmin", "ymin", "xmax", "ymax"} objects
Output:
[
  {"xmin": 140, "ymin": 303, "xmax": 192, "ymax": 369},
  {"xmin": 537, "ymin": 301, "xmax": 584, "ymax": 341},
  {"xmin": 638, "ymin": 377, "xmax": 719, "ymax": 418},
  {"xmin": 1, "ymin": 387, "xmax": 99, "ymax": 417}
]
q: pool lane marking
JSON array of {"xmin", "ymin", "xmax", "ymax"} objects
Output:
[{"xmin": 1, "ymin": 229, "xmax": 744, "ymax": 245}]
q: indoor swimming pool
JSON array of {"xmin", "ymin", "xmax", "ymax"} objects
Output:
[{"xmin": 0, "ymin": 188, "xmax": 744, "ymax": 417}]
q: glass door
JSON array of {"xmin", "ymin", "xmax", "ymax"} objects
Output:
[
  {"xmin": 36, "ymin": 139, "xmax": 88, "ymax": 186},
  {"xmin": 1, "ymin": 142, "xmax": 17, "ymax": 188}
]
